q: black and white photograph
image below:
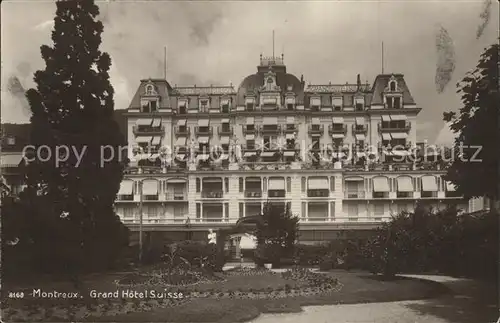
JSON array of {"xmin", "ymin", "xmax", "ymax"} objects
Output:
[{"xmin": 1, "ymin": 0, "xmax": 499, "ymax": 322}]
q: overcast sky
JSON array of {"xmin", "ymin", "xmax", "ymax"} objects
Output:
[{"xmin": 1, "ymin": 0, "xmax": 497, "ymax": 144}]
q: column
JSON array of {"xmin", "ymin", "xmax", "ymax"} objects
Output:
[
  {"xmin": 222, "ymin": 203, "xmax": 226, "ymax": 222},
  {"xmin": 200, "ymin": 203, "xmax": 204, "ymax": 222},
  {"xmin": 327, "ymin": 201, "xmax": 331, "ymax": 222}
]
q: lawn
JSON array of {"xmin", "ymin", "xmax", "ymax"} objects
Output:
[{"xmin": 2, "ymin": 268, "xmax": 449, "ymax": 322}]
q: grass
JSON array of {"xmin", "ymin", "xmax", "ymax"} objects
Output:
[{"xmin": 3, "ymin": 268, "xmax": 450, "ymax": 323}]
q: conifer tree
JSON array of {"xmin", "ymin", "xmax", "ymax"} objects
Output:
[{"xmin": 24, "ymin": 0, "xmax": 129, "ymax": 275}]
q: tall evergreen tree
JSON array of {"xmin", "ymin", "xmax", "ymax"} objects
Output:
[
  {"xmin": 443, "ymin": 43, "xmax": 499, "ymax": 211},
  {"xmin": 24, "ymin": 0, "xmax": 128, "ymax": 275}
]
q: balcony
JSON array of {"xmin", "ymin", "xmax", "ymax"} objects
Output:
[
  {"xmin": 174, "ymin": 126, "xmax": 190, "ymax": 137},
  {"xmin": 396, "ymin": 192, "xmax": 414, "ymax": 198},
  {"xmin": 307, "ymin": 189, "xmax": 329, "ymax": 198},
  {"xmin": 117, "ymin": 195, "xmax": 134, "ymax": 201},
  {"xmin": 245, "ymin": 190, "xmax": 263, "ymax": 198},
  {"xmin": 352, "ymin": 124, "xmax": 367, "ymax": 135},
  {"xmin": 268, "ymin": 190, "xmax": 286, "ymax": 198},
  {"xmin": 201, "ymin": 190, "xmax": 224, "ymax": 198},
  {"xmin": 260, "ymin": 124, "xmax": 281, "ymax": 134},
  {"xmin": 162, "ymin": 192, "xmax": 186, "ymax": 201},
  {"xmin": 378, "ymin": 122, "xmax": 411, "ymax": 133},
  {"xmin": 243, "ymin": 125, "xmax": 259, "ymax": 135},
  {"xmin": 283, "ymin": 124, "xmax": 297, "ymax": 133},
  {"xmin": 195, "ymin": 127, "xmax": 213, "ymax": 136},
  {"xmin": 344, "ymin": 191, "xmax": 366, "ymax": 199},
  {"xmin": 133, "ymin": 125, "xmax": 165, "ymax": 136},
  {"xmin": 218, "ymin": 126, "xmax": 233, "ymax": 136},
  {"xmin": 308, "ymin": 124, "xmax": 324, "ymax": 135},
  {"xmin": 328, "ymin": 124, "xmax": 347, "ymax": 136}
]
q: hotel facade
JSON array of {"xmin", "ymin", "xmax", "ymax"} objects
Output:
[{"xmin": 109, "ymin": 55, "xmax": 471, "ymax": 242}]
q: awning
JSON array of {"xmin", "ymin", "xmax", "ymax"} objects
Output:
[
  {"xmin": 221, "ymin": 118, "xmax": 229, "ymax": 123},
  {"xmin": 142, "ymin": 180, "xmax": 158, "ymax": 195},
  {"xmin": 381, "ymin": 115, "xmax": 391, "ymax": 122},
  {"xmin": 332, "ymin": 117, "xmax": 344, "ymax": 124},
  {"xmin": 396, "ymin": 177, "xmax": 413, "ymax": 192},
  {"xmin": 151, "ymin": 137, "xmax": 161, "ymax": 145},
  {"xmin": 262, "ymin": 98, "xmax": 276, "ymax": 105},
  {"xmin": 1, "ymin": 154, "xmax": 22, "ymax": 167},
  {"xmin": 381, "ymin": 133, "xmax": 392, "ymax": 140},
  {"xmin": 391, "ymin": 133, "xmax": 408, "ymax": 139},
  {"xmin": 286, "ymin": 116, "xmax": 295, "ymax": 123},
  {"xmin": 446, "ymin": 181, "xmax": 456, "ymax": 192},
  {"xmin": 283, "ymin": 151, "xmax": 295, "ymax": 157},
  {"xmin": 177, "ymin": 119, "xmax": 187, "ymax": 126},
  {"xmin": 118, "ymin": 180, "xmax": 134, "ymax": 195},
  {"xmin": 355, "ymin": 134, "xmax": 365, "ymax": 141},
  {"xmin": 344, "ymin": 177, "xmax": 364, "ymax": 181},
  {"xmin": 175, "ymin": 137, "xmax": 187, "ymax": 146},
  {"xmin": 197, "ymin": 154, "xmax": 210, "ymax": 161},
  {"xmin": 203, "ymin": 177, "xmax": 222, "ymax": 183},
  {"xmin": 373, "ymin": 177, "xmax": 390, "ymax": 192},
  {"xmin": 152, "ymin": 118, "xmax": 161, "ymax": 127},
  {"xmin": 198, "ymin": 137, "xmax": 209, "ymax": 144},
  {"xmin": 178, "ymin": 100, "xmax": 187, "ymax": 107},
  {"xmin": 220, "ymin": 136, "xmax": 230, "ymax": 144},
  {"xmin": 308, "ymin": 177, "xmax": 329, "ymax": 190},
  {"xmin": 136, "ymin": 119, "xmax": 153, "ymax": 126},
  {"xmin": 268, "ymin": 178, "xmax": 285, "ymax": 190},
  {"xmin": 135, "ymin": 136, "xmax": 152, "ymax": 143},
  {"xmin": 312, "ymin": 117, "xmax": 320, "ymax": 124},
  {"xmin": 263, "ymin": 117, "xmax": 278, "ymax": 125},
  {"xmin": 244, "ymin": 152, "xmax": 256, "ymax": 157},
  {"xmin": 198, "ymin": 119, "xmax": 209, "ymax": 127},
  {"xmin": 246, "ymin": 134, "xmax": 255, "ymax": 140},
  {"xmin": 391, "ymin": 115, "xmax": 407, "ymax": 121},
  {"xmin": 355, "ymin": 117, "xmax": 365, "ymax": 125},
  {"xmin": 421, "ymin": 176, "xmax": 438, "ymax": 192},
  {"xmin": 285, "ymin": 133, "xmax": 295, "ymax": 139},
  {"xmin": 311, "ymin": 98, "xmax": 321, "ymax": 106},
  {"xmin": 260, "ymin": 152, "xmax": 275, "ymax": 157},
  {"xmin": 246, "ymin": 117, "xmax": 254, "ymax": 124},
  {"xmin": 332, "ymin": 134, "xmax": 345, "ymax": 138}
]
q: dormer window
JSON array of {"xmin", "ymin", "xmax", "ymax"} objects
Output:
[
  {"xmin": 178, "ymin": 100, "xmax": 188, "ymax": 114},
  {"xmin": 389, "ymin": 81, "xmax": 396, "ymax": 92},
  {"xmin": 310, "ymin": 97, "xmax": 321, "ymax": 111},
  {"xmin": 354, "ymin": 97, "xmax": 364, "ymax": 111},
  {"xmin": 145, "ymin": 84, "xmax": 155, "ymax": 95},
  {"xmin": 386, "ymin": 97, "xmax": 393, "ymax": 109},
  {"xmin": 141, "ymin": 99, "xmax": 158, "ymax": 113},
  {"xmin": 200, "ymin": 100, "xmax": 208, "ymax": 112},
  {"xmin": 394, "ymin": 97, "xmax": 401, "ymax": 109}
]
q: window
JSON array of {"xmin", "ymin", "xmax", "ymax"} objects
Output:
[
  {"xmin": 394, "ymin": 97, "xmax": 401, "ymax": 109},
  {"xmin": 357, "ymin": 141, "xmax": 365, "ymax": 149},
  {"xmin": 389, "ymin": 81, "xmax": 396, "ymax": 91},
  {"xmin": 334, "ymin": 106, "xmax": 342, "ymax": 111},
  {"xmin": 221, "ymin": 123, "xmax": 230, "ymax": 132},
  {"xmin": 196, "ymin": 178, "xmax": 201, "ymax": 192},
  {"xmin": 287, "ymin": 103, "xmax": 294, "ymax": 111},
  {"xmin": 224, "ymin": 203, "xmax": 229, "ymax": 219},
  {"xmin": 311, "ymin": 105, "xmax": 320, "ymax": 112},
  {"xmin": 141, "ymin": 99, "xmax": 158, "ymax": 113},
  {"xmin": 302, "ymin": 202, "xmax": 306, "ymax": 218},
  {"xmin": 200, "ymin": 100, "xmax": 208, "ymax": 111},
  {"xmin": 263, "ymin": 177, "xmax": 267, "ymax": 191},
  {"xmin": 239, "ymin": 203, "xmax": 244, "ymax": 218},
  {"xmin": 147, "ymin": 205, "xmax": 157, "ymax": 218},
  {"xmin": 374, "ymin": 204, "xmax": 384, "ymax": 216},
  {"xmin": 124, "ymin": 208, "xmax": 134, "ymax": 218},
  {"xmin": 330, "ymin": 176, "xmax": 335, "ymax": 191},
  {"xmin": 246, "ymin": 140, "xmax": 255, "ymax": 149},
  {"xmin": 386, "ymin": 97, "xmax": 393, "ymax": 109},
  {"xmin": 196, "ymin": 203, "xmax": 201, "ymax": 219},
  {"xmin": 301, "ymin": 177, "xmax": 306, "ymax": 192},
  {"xmin": 239, "ymin": 178, "xmax": 244, "ymax": 192},
  {"xmin": 312, "ymin": 136, "xmax": 320, "ymax": 150},
  {"xmin": 224, "ymin": 178, "xmax": 229, "ymax": 192},
  {"xmin": 263, "ymin": 136, "xmax": 271, "ymax": 150},
  {"xmin": 287, "ymin": 177, "xmax": 291, "ymax": 192},
  {"xmin": 221, "ymin": 104, "xmax": 229, "ymax": 113},
  {"xmin": 221, "ymin": 144, "xmax": 229, "ymax": 153},
  {"xmin": 246, "ymin": 103, "xmax": 254, "ymax": 111},
  {"xmin": 145, "ymin": 84, "xmax": 155, "ymax": 95},
  {"xmin": 330, "ymin": 202, "xmax": 335, "ymax": 219},
  {"xmin": 355, "ymin": 103, "xmax": 363, "ymax": 111},
  {"xmin": 246, "ymin": 124, "xmax": 255, "ymax": 131}
]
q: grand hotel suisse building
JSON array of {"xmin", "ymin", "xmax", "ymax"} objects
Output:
[{"xmin": 110, "ymin": 55, "xmax": 470, "ymax": 242}]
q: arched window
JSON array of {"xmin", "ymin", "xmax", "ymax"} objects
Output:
[
  {"xmin": 145, "ymin": 84, "xmax": 155, "ymax": 95},
  {"xmin": 389, "ymin": 81, "xmax": 396, "ymax": 92}
]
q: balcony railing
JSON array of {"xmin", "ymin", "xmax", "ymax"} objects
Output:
[
  {"xmin": 268, "ymin": 190, "xmax": 286, "ymax": 198},
  {"xmin": 165, "ymin": 192, "xmax": 187, "ymax": 201},
  {"xmin": 328, "ymin": 124, "xmax": 347, "ymax": 135},
  {"xmin": 245, "ymin": 190, "xmax": 263, "ymax": 198},
  {"xmin": 195, "ymin": 127, "xmax": 213, "ymax": 136},
  {"xmin": 307, "ymin": 189, "xmax": 329, "ymax": 197},
  {"xmin": 174, "ymin": 126, "xmax": 190, "ymax": 137},
  {"xmin": 117, "ymin": 195, "xmax": 134, "ymax": 201},
  {"xmin": 260, "ymin": 125, "xmax": 281, "ymax": 134},
  {"xmin": 352, "ymin": 124, "xmax": 367, "ymax": 135},
  {"xmin": 344, "ymin": 191, "xmax": 366, "ymax": 199},
  {"xmin": 242, "ymin": 144, "xmax": 257, "ymax": 151},
  {"xmin": 378, "ymin": 122, "xmax": 411, "ymax": 133},
  {"xmin": 201, "ymin": 190, "xmax": 224, "ymax": 198},
  {"xmin": 372, "ymin": 192, "xmax": 389, "ymax": 199},
  {"xmin": 243, "ymin": 125, "xmax": 259, "ymax": 135},
  {"xmin": 218, "ymin": 126, "xmax": 233, "ymax": 136},
  {"xmin": 308, "ymin": 124, "xmax": 324, "ymax": 135},
  {"xmin": 283, "ymin": 124, "xmax": 297, "ymax": 133},
  {"xmin": 133, "ymin": 125, "xmax": 165, "ymax": 135}
]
